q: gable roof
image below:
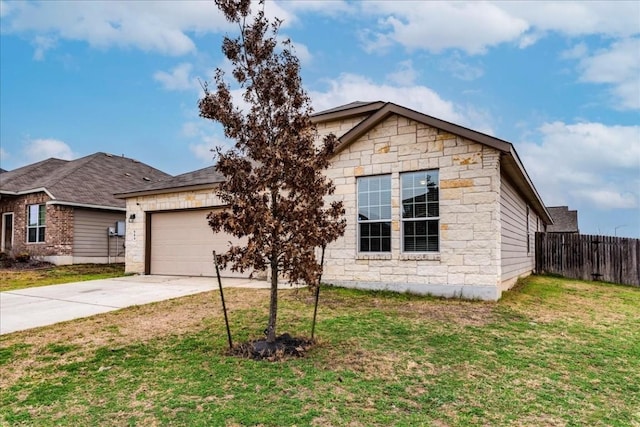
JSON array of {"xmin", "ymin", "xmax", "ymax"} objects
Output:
[
  {"xmin": 115, "ymin": 165, "xmax": 224, "ymax": 198},
  {"xmin": 0, "ymin": 153, "xmax": 171, "ymax": 210},
  {"xmin": 546, "ymin": 206, "xmax": 579, "ymax": 233},
  {"xmin": 313, "ymin": 101, "xmax": 552, "ymax": 224}
]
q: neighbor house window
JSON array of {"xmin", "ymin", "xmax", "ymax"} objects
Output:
[
  {"xmin": 27, "ymin": 204, "xmax": 46, "ymax": 243},
  {"xmin": 357, "ymin": 175, "xmax": 391, "ymax": 252},
  {"xmin": 401, "ymin": 170, "xmax": 439, "ymax": 252}
]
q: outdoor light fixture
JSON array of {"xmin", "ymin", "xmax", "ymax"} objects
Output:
[{"xmin": 128, "ymin": 214, "xmax": 136, "ymax": 223}]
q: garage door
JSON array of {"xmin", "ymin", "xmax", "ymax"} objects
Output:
[{"xmin": 150, "ymin": 209, "xmax": 249, "ymax": 277}]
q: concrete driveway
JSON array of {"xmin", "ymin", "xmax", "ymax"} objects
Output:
[{"xmin": 0, "ymin": 275, "xmax": 281, "ymax": 335}]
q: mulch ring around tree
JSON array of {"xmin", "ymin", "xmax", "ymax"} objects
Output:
[{"xmin": 229, "ymin": 333, "xmax": 315, "ymax": 361}]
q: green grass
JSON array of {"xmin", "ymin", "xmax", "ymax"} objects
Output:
[
  {"xmin": 0, "ymin": 263, "xmax": 126, "ymax": 291},
  {"xmin": 1, "ymin": 275, "xmax": 639, "ymax": 426}
]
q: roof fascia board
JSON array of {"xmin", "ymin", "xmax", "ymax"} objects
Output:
[
  {"xmin": 336, "ymin": 103, "xmax": 512, "ymax": 154},
  {"xmin": 114, "ymin": 183, "xmax": 220, "ymax": 199},
  {"xmin": 0, "ymin": 187, "xmax": 56, "ymax": 199},
  {"xmin": 46, "ymin": 200, "xmax": 125, "ymax": 212},
  {"xmin": 310, "ymin": 101, "xmax": 386, "ymax": 124},
  {"xmin": 506, "ymin": 146, "xmax": 552, "ymax": 224}
]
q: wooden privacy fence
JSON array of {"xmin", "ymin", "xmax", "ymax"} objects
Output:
[{"xmin": 535, "ymin": 232, "xmax": 640, "ymax": 286}]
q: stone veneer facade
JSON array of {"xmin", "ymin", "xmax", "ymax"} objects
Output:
[
  {"xmin": 124, "ymin": 189, "xmax": 225, "ymax": 274},
  {"xmin": 317, "ymin": 113, "xmax": 504, "ymax": 300},
  {"xmin": 122, "ymin": 110, "xmax": 544, "ymax": 300}
]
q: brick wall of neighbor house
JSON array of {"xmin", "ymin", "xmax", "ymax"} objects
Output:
[
  {"xmin": 0, "ymin": 192, "xmax": 74, "ymax": 258},
  {"xmin": 124, "ymin": 189, "xmax": 226, "ymax": 274},
  {"xmin": 320, "ymin": 114, "xmax": 503, "ymax": 300}
]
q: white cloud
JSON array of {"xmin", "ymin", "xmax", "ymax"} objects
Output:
[
  {"xmin": 439, "ymin": 53, "xmax": 484, "ymax": 81},
  {"xmin": 0, "ymin": 1, "xmax": 298, "ymax": 58},
  {"xmin": 576, "ymin": 38, "xmax": 640, "ymax": 110},
  {"xmin": 386, "ymin": 60, "xmax": 418, "ymax": 86},
  {"xmin": 502, "ymin": 1, "xmax": 640, "ymax": 39},
  {"xmin": 23, "ymin": 138, "xmax": 76, "ymax": 163},
  {"xmin": 0, "ymin": 147, "xmax": 9, "ymax": 167},
  {"xmin": 359, "ymin": 2, "xmax": 528, "ymax": 54},
  {"xmin": 1, "ymin": 1, "xmax": 230, "ymax": 56},
  {"xmin": 0, "ymin": 0, "xmax": 10, "ymax": 18},
  {"xmin": 519, "ymin": 121, "xmax": 640, "ymax": 210},
  {"xmin": 310, "ymin": 73, "xmax": 462, "ymax": 122},
  {"xmin": 560, "ymin": 42, "xmax": 588, "ymax": 60},
  {"xmin": 32, "ymin": 35, "xmax": 57, "ymax": 61},
  {"xmin": 309, "ymin": 73, "xmax": 495, "ymax": 134},
  {"xmin": 189, "ymin": 142, "xmax": 217, "ymax": 163},
  {"xmin": 359, "ymin": 1, "xmax": 639, "ymax": 54},
  {"xmin": 153, "ymin": 63, "xmax": 201, "ymax": 91},
  {"xmin": 280, "ymin": 0, "xmax": 356, "ymax": 17},
  {"xmin": 181, "ymin": 120, "xmax": 233, "ymax": 163}
]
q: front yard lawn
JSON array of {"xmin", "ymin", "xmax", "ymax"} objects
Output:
[
  {"xmin": 0, "ymin": 263, "xmax": 126, "ymax": 292},
  {"xmin": 1, "ymin": 275, "xmax": 638, "ymax": 426}
]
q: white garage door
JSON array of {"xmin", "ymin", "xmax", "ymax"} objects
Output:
[{"xmin": 150, "ymin": 209, "xmax": 249, "ymax": 277}]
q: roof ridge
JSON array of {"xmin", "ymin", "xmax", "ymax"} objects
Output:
[
  {"xmin": 0, "ymin": 158, "xmax": 69, "ymax": 186},
  {"xmin": 43, "ymin": 153, "xmax": 101, "ymax": 188}
]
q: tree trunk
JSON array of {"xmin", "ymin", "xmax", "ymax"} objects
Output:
[
  {"xmin": 267, "ymin": 258, "xmax": 278, "ymax": 343},
  {"xmin": 266, "ymin": 187, "xmax": 279, "ymax": 343}
]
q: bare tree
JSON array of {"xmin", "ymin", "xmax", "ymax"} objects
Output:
[{"xmin": 199, "ymin": 0, "xmax": 345, "ymax": 344}]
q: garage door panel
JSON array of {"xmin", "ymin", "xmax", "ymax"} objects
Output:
[{"xmin": 150, "ymin": 209, "xmax": 249, "ymax": 277}]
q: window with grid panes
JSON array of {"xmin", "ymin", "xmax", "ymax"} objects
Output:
[
  {"xmin": 401, "ymin": 170, "xmax": 439, "ymax": 252},
  {"xmin": 357, "ymin": 175, "xmax": 391, "ymax": 252},
  {"xmin": 27, "ymin": 204, "xmax": 46, "ymax": 243}
]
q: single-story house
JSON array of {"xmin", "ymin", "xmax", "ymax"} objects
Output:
[
  {"xmin": 546, "ymin": 206, "xmax": 579, "ymax": 233},
  {"xmin": 0, "ymin": 152, "xmax": 170, "ymax": 264},
  {"xmin": 117, "ymin": 101, "xmax": 553, "ymax": 300}
]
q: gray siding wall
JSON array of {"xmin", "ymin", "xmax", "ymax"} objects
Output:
[
  {"xmin": 73, "ymin": 209, "xmax": 125, "ymax": 257},
  {"xmin": 500, "ymin": 175, "xmax": 539, "ymax": 284}
]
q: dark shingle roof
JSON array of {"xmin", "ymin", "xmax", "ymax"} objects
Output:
[
  {"xmin": 547, "ymin": 206, "xmax": 579, "ymax": 233},
  {"xmin": 0, "ymin": 153, "xmax": 171, "ymax": 209},
  {"xmin": 312, "ymin": 101, "xmax": 384, "ymax": 117},
  {"xmin": 0, "ymin": 168, "xmax": 7, "ymax": 173},
  {"xmin": 115, "ymin": 165, "xmax": 224, "ymax": 198}
]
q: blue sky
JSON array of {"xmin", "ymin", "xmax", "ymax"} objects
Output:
[{"xmin": 1, "ymin": 1, "xmax": 638, "ymax": 238}]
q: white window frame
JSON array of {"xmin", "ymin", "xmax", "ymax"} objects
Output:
[
  {"xmin": 357, "ymin": 174, "xmax": 392, "ymax": 253},
  {"xmin": 401, "ymin": 170, "xmax": 440, "ymax": 253},
  {"xmin": 27, "ymin": 204, "xmax": 46, "ymax": 243}
]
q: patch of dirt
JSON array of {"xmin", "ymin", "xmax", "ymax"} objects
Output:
[
  {"xmin": 0, "ymin": 259, "xmax": 54, "ymax": 271},
  {"xmin": 229, "ymin": 333, "xmax": 314, "ymax": 361}
]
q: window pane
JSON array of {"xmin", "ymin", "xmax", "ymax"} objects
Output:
[
  {"xmin": 28, "ymin": 205, "xmax": 38, "ymax": 226},
  {"xmin": 401, "ymin": 170, "xmax": 438, "ymax": 220},
  {"xmin": 382, "ymin": 222, "xmax": 391, "ymax": 237},
  {"xmin": 370, "ymin": 191, "xmax": 380, "ymax": 206},
  {"xmin": 358, "ymin": 175, "xmax": 392, "ymax": 252},
  {"xmin": 360, "ymin": 237, "xmax": 369, "ymax": 252},
  {"xmin": 403, "ymin": 219, "xmax": 439, "ymax": 252},
  {"xmin": 428, "ymin": 203, "xmax": 439, "ymax": 217},
  {"xmin": 38, "ymin": 205, "xmax": 46, "ymax": 226},
  {"xmin": 382, "ymin": 237, "xmax": 391, "ymax": 252},
  {"xmin": 28, "ymin": 228, "xmax": 36, "ymax": 243},
  {"xmin": 381, "ymin": 205, "xmax": 391, "ymax": 220},
  {"xmin": 38, "ymin": 228, "xmax": 45, "ymax": 242}
]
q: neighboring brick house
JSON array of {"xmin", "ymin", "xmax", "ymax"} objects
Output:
[
  {"xmin": 0, "ymin": 153, "xmax": 170, "ymax": 264},
  {"xmin": 546, "ymin": 206, "xmax": 579, "ymax": 233},
  {"xmin": 118, "ymin": 101, "xmax": 553, "ymax": 300}
]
